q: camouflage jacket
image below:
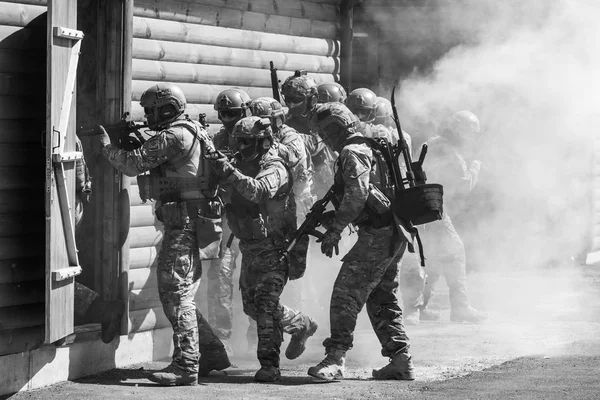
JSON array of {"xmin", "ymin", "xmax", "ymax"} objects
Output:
[{"xmin": 274, "ymin": 124, "xmax": 313, "ymax": 199}]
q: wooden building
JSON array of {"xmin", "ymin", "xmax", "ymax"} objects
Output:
[{"xmin": 0, "ymin": 0, "xmax": 595, "ymax": 395}]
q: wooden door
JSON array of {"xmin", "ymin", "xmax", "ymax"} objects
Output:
[{"xmin": 45, "ymin": 0, "xmax": 83, "ymax": 343}]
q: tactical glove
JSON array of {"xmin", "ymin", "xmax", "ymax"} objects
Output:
[
  {"xmin": 91, "ymin": 125, "xmax": 111, "ymax": 153},
  {"xmin": 210, "ymin": 157, "xmax": 236, "ymax": 179},
  {"xmin": 317, "ymin": 228, "xmax": 341, "ymax": 258}
]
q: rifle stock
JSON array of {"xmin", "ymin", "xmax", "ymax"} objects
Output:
[{"xmin": 79, "ymin": 113, "xmax": 148, "ymax": 151}]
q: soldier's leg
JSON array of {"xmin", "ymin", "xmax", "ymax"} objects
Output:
[
  {"xmin": 151, "ymin": 227, "xmax": 201, "ymax": 385},
  {"xmin": 439, "ymin": 216, "xmax": 470, "ymax": 310},
  {"xmin": 74, "ymin": 282, "xmax": 124, "ymax": 343},
  {"xmin": 399, "ymin": 253, "xmax": 426, "ymax": 325}
]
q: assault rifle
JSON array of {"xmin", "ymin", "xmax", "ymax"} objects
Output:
[
  {"xmin": 280, "ymin": 186, "xmax": 338, "ymax": 261},
  {"xmin": 269, "ymin": 61, "xmax": 282, "ymax": 103},
  {"xmin": 79, "ymin": 113, "xmax": 148, "ymax": 151}
]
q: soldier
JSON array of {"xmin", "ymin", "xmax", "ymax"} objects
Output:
[
  {"xmin": 346, "ymin": 88, "xmax": 398, "ymax": 145},
  {"xmin": 207, "ymin": 88, "xmax": 253, "ymax": 355},
  {"xmin": 281, "ymin": 72, "xmax": 337, "ymax": 199},
  {"xmin": 316, "ymin": 82, "xmax": 347, "ymax": 104},
  {"xmin": 91, "ymin": 83, "xmax": 230, "ymax": 386},
  {"xmin": 248, "ymin": 97, "xmax": 315, "ymax": 220},
  {"xmin": 401, "ymin": 110, "xmax": 488, "ymax": 324},
  {"xmin": 207, "ymin": 116, "xmax": 318, "ymax": 382},
  {"xmin": 305, "ymin": 103, "xmax": 415, "ymax": 381}
]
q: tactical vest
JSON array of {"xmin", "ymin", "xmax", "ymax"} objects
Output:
[
  {"xmin": 137, "ymin": 117, "xmax": 217, "ymax": 203},
  {"xmin": 225, "ymin": 151, "xmax": 295, "ymax": 242}
]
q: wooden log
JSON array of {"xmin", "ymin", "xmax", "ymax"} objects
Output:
[
  {"xmin": 129, "ymin": 225, "xmax": 162, "ymax": 249},
  {"xmin": 129, "ymin": 288, "xmax": 162, "ymax": 311},
  {"xmin": 129, "ymin": 184, "xmax": 155, "ymax": 206},
  {"xmin": 132, "ymin": 80, "xmax": 272, "ymax": 106},
  {"xmin": 0, "ymin": 49, "xmax": 45, "ymax": 74},
  {"xmin": 1, "ymin": 0, "xmax": 47, "ymax": 5},
  {"xmin": 0, "ymin": 166, "xmax": 41, "ymax": 190},
  {"xmin": 129, "ymin": 266, "xmax": 157, "ymax": 291},
  {"xmin": 131, "ymin": 59, "xmax": 338, "ymax": 89},
  {"xmin": 0, "ymin": 2, "xmax": 46, "ymax": 27},
  {"xmin": 0, "ymin": 281, "xmax": 44, "ymax": 308},
  {"xmin": 0, "ymin": 237, "xmax": 43, "ymax": 260},
  {"xmin": 0, "ymin": 325, "xmax": 44, "ymax": 356},
  {"xmin": 133, "ymin": 17, "xmax": 340, "ymax": 57},
  {"xmin": 133, "ymin": 1, "xmax": 338, "ymax": 40},
  {"xmin": 0, "ymin": 144, "xmax": 43, "ymax": 167},
  {"xmin": 130, "ymin": 102, "xmax": 219, "ymax": 124},
  {"xmin": 129, "ymin": 305, "xmax": 170, "ymax": 333},
  {"xmin": 0, "ymin": 258, "xmax": 44, "ymax": 285},
  {"xmin": 0, "ymin": 212, "xmax": 43, "ymax": 237},
  {"xmin": 0, "ymin": 303, "xmax": 44, "ymax": 330},
  {"xmin": 129, "ymin": 246, "xmax": 158, "ymax": 270},
  {"xmin": 0, "ymin": 73, "xmax": 41, "ymax": 97},
  {"xmin": 0, "ymin": 189, "xmax": 39, "ymax": 213},
  {"xmin": 130, "ymin": 203, "xmax": 157, "ymax": 227},
  {"xmin": 171, "ymin": 0, "xmax": 340, "ymax": 23},
  {"xmin": 132, "ymin": 38, "xmax": 339, "ymax": 74}
]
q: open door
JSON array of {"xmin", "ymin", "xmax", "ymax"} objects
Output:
[{"xmin": 45, "ymin": 0, "xmax": 83, "ymax": 343}]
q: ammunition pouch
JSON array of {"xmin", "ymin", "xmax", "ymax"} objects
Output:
[
  {"xmin": 137, "ymin": 172, "xmax": 213, "ymax": 203},
  {"xmin": 156, "ymin": 198, "xmax": 223, "ymax": 260},
  {"xmin": 394, "ymin": 183, "xmax": 444, "ymax": 226}
]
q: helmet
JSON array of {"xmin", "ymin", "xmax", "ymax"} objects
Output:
[
  {"xmin": 249, "ymin": 97, "xmax": 286, "ymax": 134},
  {"xmin": 317, "ymin": 82, "xmax": 347, "ymax": 104},
  {"xmin": 346, "ymin": 88, "xmax": 378, "ymax": 123},
  {"xmin": 452, "ymin": 110, "xmax": 481, "ymax": 134},
  {"xmin": 231, "ymin": 116, "xmax": 273, "ymax": 161},
  {"xmin": 140, "ymin": 83, "xmax": 186, "ymax": 130},
  {"xmin": 281, "ymin": 70, "xmax": 318, "ymax": 117},
  {"xmin": 307, "ymin": 103, "xmax": 358, "ymax": 151},
  {"xmin": 373, "ymin": 97, "xmax": 393, "ymax": 126},
  {"xmin": 214, "ymin": 88, "xmax": 252, "ymax": 129}
]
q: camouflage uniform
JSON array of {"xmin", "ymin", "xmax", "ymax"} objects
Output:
[
  {"xmin": 323, "ymin": 135, "xmax": 410, "ymax": 356},
  {"xmin": 400, "ymin": 134, "xmax": 482, "ymax": 316},
  {"xmin": 219, "ymin": 146, "xmax": 312, "ymax": 370},
  {"xmin": 101, "ymin": 115, "xmax": 225, "ymax": 374}
]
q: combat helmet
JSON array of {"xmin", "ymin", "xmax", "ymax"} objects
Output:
[
  {"xmin": 281, "ymin": 70, "xmax": 318, "ymax": 117},
  {"xmin": 346, "ymin": 88, "xmax": 378, "ymax": 123},
  {"xmin": 307, "ymin": 102, "xmax": 358, "ymax": 152},
  {"xmin": 317, "ymin": 82, "xmax": 347, "ymax": 104},
  {"xmin": 214, "ymin": 88, "xmax": 252, "ymax": 129},
  {"xmin": 231, "ymin": 116, "xmax": 273, "ymax": 161},
  {"xmin": 140, "ymin": 83, "xmax": 187, "ymax": 130},
  {"xmin": 249, "ymin": 97, "xmax": 287, "ymax": 134}
]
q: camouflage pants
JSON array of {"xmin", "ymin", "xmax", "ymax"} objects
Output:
[
  {"xmin": 207, "ymin": 221, "xmax": 240, "ymax": 341},
  {"xmin": 324, "ymin": 225, "xmax": 410, "ymax": 357},
  {"xmin": 400, "ymin": 213, "xmax": 469, "ymax": 310},
  {"xmin": 239, "ymin": 239, "xmax": 308, "ymax": 368},
  {"xmin": 157, "ymin": 225, "xmax": 223, "ymax": 374}
]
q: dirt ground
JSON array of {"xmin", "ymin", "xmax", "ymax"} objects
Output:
[{"xmin": 3, "ymin": 264, "xmax": 600, "ymax": 400}]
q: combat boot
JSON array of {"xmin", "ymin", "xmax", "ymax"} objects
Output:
[
  {"xmin": 450, "ymin": 306, "xmax": 488, "ymax": 323},
  {"xmin": 85, "ymin": 298, "xmax": 125, "ymax": 344},
  {"xmin": 198, "ymin": 347, "xmax": 231, "ymax": 377},
  {"xmin": 254, "ymin": 366, "xmax": 281, "ymax": 382},
  {"xmin": 148, "ymin": 364, "xmax": 198, "ymax": 386},
  {"xmin": 372, "ymin": 352, "xmax": 415, "ymax": 380},
  {"xmin": 403, "ymin": 307, "xmax": 420, "ymax": 326},
  {"xmin": 419, "ymin": 307, "xmax": 441, "ymax": 322},
  {"xmin": 307, "ymin": 349, "xmax": 346, "ymax": 381},
  {"xmin": 285, "ymin": 316, "xmax": 319, "ymax": 359}
]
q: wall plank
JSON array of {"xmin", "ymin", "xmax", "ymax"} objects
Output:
[
  {"xmin": 129, "ymin": 225, "xmax": 162, "ymax": 249},
  {"xmin": 0, "ymin": 25, "xmax": 45, "ymax": 50},
  {"xmin": 0, "ymin": 325, "xmax": 44, "ymax": 356},
  {"xmin": 129, "ymin": 266, "xmax": 157, "ymax": 291},
  {"xmin": 131, "ymin": 59, "xmax": 338, "ymax": 89},
  {"xmin": 133, "ymin": 1, "xmax": 338, "ymax": 39},
  {"xmin": 0, "ymin": 95, "xmax": 45, "ymax": 119},
  {"xmin": 0, "ymin": 281, "xmax": 44, "ymax": 308},
  {"xmin": 130, "ymin": 203, "xmax": 156, "ymax": 227},
  {"xmin": 0, "ymin": 166, "xmax": 41, "ymax": 190},
  {"xmin": 133, "ymin": 17, "xmax": 340, "ymax": 57},
  {"xmin": 0, "ymin": 189, "xmax": 39, "ymax": 213},
  {"xmin": 0, "ymin": 213, "xmax": 43, "ymax": 236},
  {"xmin": 0, "ymin": 303, "xmax": 44, "ymax": 330},
  {"xmin": 132, "ymin": 38, "xmax": 339, "ymax": 74},
  {"xmin": 0, "ymin": 119, "xmax": 45, "ymax": 143},
  {"xmin": 129, "ymin": 288, "xmax": 162, "ymax": 311},
  {"xmin": 0, "ymin": 237, "xmax": 44, "ymax": 260},
  {"xmin": 0, "ymin": 2, "xmax": 46, "ymax": 27},
  {"xmin": 129, "ymin": 246, "xmax": 158, "ymax": 269},
  {"xmin": 0, "ymin": 258, "xmax": 44, "ymax": 285}
]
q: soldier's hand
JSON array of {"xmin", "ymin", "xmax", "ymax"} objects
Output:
[
  {"xmin": 204, "ymin": 148, "xmax": 226, "ymax": 160},
  {"xmin": 211, "ymin": 157, "xmax": 236, "ymax": 179},
  {"xmin": 91, "ymin": 125, "xmax": 111, "ymax": 153},
  {"xmin": 317, "ymin": 228, "xmax": 341, "ymax": 258}
]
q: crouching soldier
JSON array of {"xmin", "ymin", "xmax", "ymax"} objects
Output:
[
  {"xmin": 91, "ymin": 83, "xmax": 230, "ymax": 386},
  {"xmin": 305, "ymin": 102, "xmax": 415, "ymax": 381},
  {"xmin": 207, "ymin": 116, "xmax": 318, "ymax": 382}
]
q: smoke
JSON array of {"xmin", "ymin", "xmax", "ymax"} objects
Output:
[{"xmin": 391, "ymin": 0, "xmax": 600, "ymax": 269}]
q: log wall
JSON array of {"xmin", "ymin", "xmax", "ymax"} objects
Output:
[
  {"xmin": 127, "ymin": 0, "xmax": 342, "ymax": 333},
  {"xmin": 0, "ymin": 0, "xmax": 47, "ymax": 355}
]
